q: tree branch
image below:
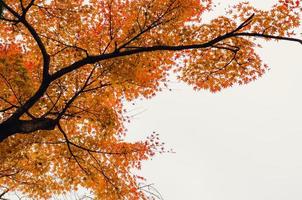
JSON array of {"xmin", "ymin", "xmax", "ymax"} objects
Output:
[
  {"xmin": 1, "ymin": 1, "xmax": 51, "ymax": 120},
  {"xmin": 0, "ymin": 8, "xmax": 301, "ymax": 142},
  {"xmin": 51, "ymin": 30, "xmax": 302, "ymax": 82},
  {"xmin": 233, "ymin": 32, "xmax": 302, "ymax": 44}
]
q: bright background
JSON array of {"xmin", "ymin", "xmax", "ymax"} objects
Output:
[{"xmin": 125, "ymin": 0, "xmax": 302, "ymax": 199}]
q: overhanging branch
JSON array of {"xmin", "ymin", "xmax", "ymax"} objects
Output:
[{"xmin": 0, "ymin": 9, "xmax": 301, "ymax": 142}]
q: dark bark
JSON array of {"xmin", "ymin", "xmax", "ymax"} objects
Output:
[{"xmin": 0, "ymin": 118, "xmax": 57, "ymax": 142}]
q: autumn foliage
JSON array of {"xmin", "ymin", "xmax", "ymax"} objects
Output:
[{"xmin": 0, "ymin": 0, "xmax": 301, "ymax": 199}]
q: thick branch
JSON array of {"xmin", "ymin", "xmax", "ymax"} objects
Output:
[
  {"xmin": 0, "ymin": 9, "xmax": 301, "ymax": 142},
  {"xmin": 0, "ymin": 118, "xmax": 56, "ymax": 142},
  {"xmin": 51, "ymin": 31, "xmax": 302, "ymax": 82}
]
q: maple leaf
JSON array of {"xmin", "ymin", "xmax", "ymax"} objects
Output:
[{"xmin": 0, "ymin": 0, "xmax": 301, "ymax": 199}]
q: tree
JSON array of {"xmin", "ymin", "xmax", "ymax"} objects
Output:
[{"xmin": 0, "ymin": 0, "xmax": 301, "ymax": 199}]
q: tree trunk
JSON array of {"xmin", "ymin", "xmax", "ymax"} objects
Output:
[{"xmin": 0, "ymin": 118, "xmax": 56, "ymax": 142}]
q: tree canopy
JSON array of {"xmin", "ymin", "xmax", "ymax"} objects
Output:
[{"xmin": 0, "ymin": 0, "xmax": 301, "ymax": 199}]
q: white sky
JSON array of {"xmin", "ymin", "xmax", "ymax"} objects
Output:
[{"xmin": 124, "ymin": 1, "xmax": 302, "ymax": 199}]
